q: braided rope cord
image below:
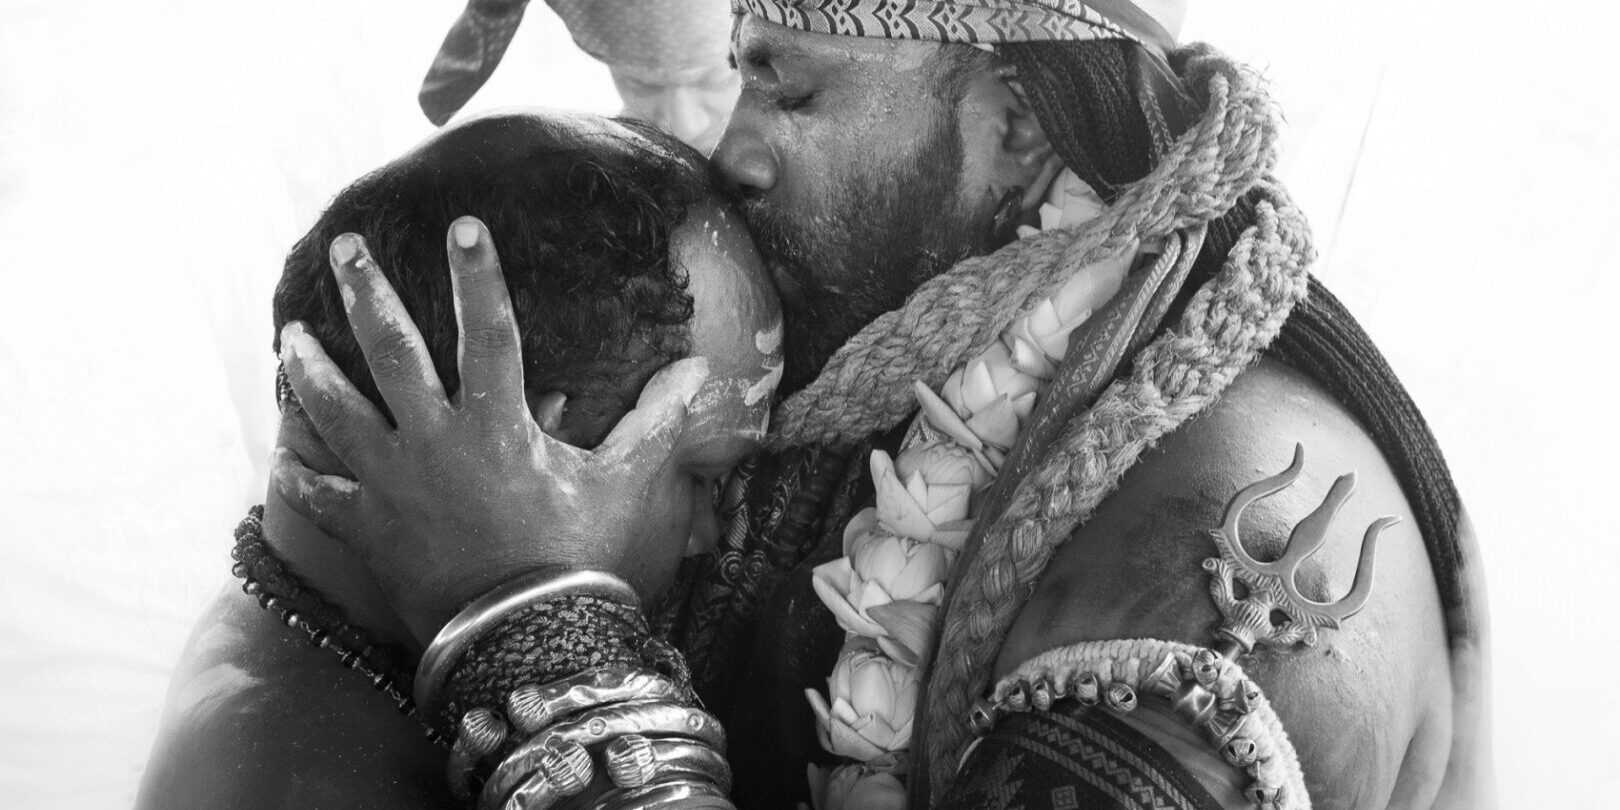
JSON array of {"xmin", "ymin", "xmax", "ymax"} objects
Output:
[
  {"xmin": 917, "ymin": 194, "xmax": 1310, "ymax": 793},
  {"xmin": 765, "ymin": 44, "xmax": 1281, "ymax": 451},
  {"xmin": 917, "ymin": 70, "xmax": 1315, "ymax": 795}
]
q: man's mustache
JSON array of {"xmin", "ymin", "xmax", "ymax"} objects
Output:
[{"xmin": 737, "ymin": 198, "xmax": 813, "ymax": 261}]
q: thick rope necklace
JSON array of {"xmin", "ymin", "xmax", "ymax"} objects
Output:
[
  {"xmin": 766, "ymin": 44, "xmax": 1294, "ymax": 452},
  {"xmin": 767, "ymin": 44, "xmax": 1315, "ymax": 806}
]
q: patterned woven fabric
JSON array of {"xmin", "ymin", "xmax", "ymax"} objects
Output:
[
  {"xmin": 731, "ymin": 0, "xmax": 1182, "ymax": 55},
  {"xmin": 939, "ymin": 707, "xmax": 1222, "ymax": 810},
  {"xmin": 673, "ymin": 441, "xmax": 873, "ymax": 713}
]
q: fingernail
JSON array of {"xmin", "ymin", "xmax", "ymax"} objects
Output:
[
  {"xmin": 283, "ymin": 327, "xmax": 315, "ymax": 362},
  {"xmin": 331, "ymin": 233, "xmax": 360, "ymax": 266},
  {"xmin": 279, "ymin": 323, "xmax": 303, "ymax": 360},
  {"xmin": 452, "ymin": 220, "xmax": 481, "ymax": 250}
]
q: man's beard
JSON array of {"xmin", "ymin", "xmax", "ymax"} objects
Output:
[{"xmin": 739, "ymin": 115, "xmax": 1006, "ymax": 398}]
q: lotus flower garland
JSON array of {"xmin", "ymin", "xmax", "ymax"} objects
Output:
[
  {"xmin": 803, "ymin": 171, "xmax": 1134, "ymax": 810},
  {"xmin": 807, "ymin": 762, "xmax": 907, "ymax": 810},
  {"xmin": 805, "ymin": 638, "xmax": 920, "ymax": 762}
]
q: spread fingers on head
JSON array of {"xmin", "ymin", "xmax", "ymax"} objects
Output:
[
  {"xmin": 330, "ymin": 233, "xmax": 449, "ymax": 426},
  {"xmin": 597, "ymin": 357, "xmax": 709, "ymax": 469},
  {"xmin": 446, "ymin": 217, "xmax": 525, "ymax": 421},
  {"xmin": 280, "ymin": 321, "xmax": 394, "ymax": 478},
  {"xmin": 268, "ymin": 447, "xmax": 370, "ymax": 551}
]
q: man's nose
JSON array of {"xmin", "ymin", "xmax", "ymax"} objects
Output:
[{"xmin": 711, "ymin": 116, "xmax": 778, "ymax": 194}]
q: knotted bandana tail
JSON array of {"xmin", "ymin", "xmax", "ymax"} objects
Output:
[{"xmin": 419, "ymin": 0, "xmax": 532, "ymax": 126}]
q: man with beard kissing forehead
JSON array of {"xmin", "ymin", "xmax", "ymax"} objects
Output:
[{"xmin": 273, "ymin": 2, "xmax": 1491, "ymax": 809}]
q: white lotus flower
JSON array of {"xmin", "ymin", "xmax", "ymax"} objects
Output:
[
  {"xmin": 811, "ymin": 513, "xmax": 947, "ymax": 638},
  {"xmin": 1053, "ymin": 170, "xmax": 1108, "ymax": 227},
  {"xmin": 935, "ymin": 343, "xmax": 1040, "ymax": 452},
  {"xmin": 871, "ymin": 450, "xmax": 973, "ymax": 548},
  {"xmin": 1004, "ymin": 333, "xmax": 1060, "ymax": 381},
  {"xmin": 868, "ymin": 599, "xmax": 939, "ymax": 666},
  {"xmin": 1005, "ymin": 300, "xmax": 1091, "ymax": 362},
  {"xmin": 806, "ymin": 639, "xmax": 918, "ymax": 761},
  {"xmin": 942, "ymin": 342, "xmax": 1039, "ymax": 417},
  {"xmin": 809, "ymin": 763, "xmax": 906, "ymax": 810},
  {"xmin": 913, "ymin": 381, "xmax": 1004, "ymax": 471},
  {"xmin": 895, "ymin": 439, "xmax": 993, "ymax": 490},
  {"xmin": 848, "ymin": 529, "xmax": 948, "ymax": 601}
]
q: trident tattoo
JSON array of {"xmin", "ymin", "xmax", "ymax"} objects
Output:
[{"xmin": 1203, "ymin": 444, "xmax": 1395, "ymax": 658}]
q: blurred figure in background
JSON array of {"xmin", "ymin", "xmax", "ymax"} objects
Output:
[{"xmin": 419, "ymin": 0, "xmax": 739, "ymax": 153}]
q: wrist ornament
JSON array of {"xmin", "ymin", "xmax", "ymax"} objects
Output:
[
  {"xmin": 432, "ymin": 594, "xmax": 693, "ymax": 739},
  {"xmin": 416, "ymin": 567, "xmax": 645, "ymax": 723},
  {"xmin": 447, "ymin": 669, "xmax": 735, "ymax": 809},
  {"xmin": 423, "ymin": 569, "xmax": 733, "ymax": 809}
]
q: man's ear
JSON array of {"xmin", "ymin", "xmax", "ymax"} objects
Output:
[
  {"xmin": 533, "ymin": 391, "xmax": 568, "ymax": 436},
  {"xmin": 959, "ymin": 63, "xmax": 1064, "ymax": 213}
]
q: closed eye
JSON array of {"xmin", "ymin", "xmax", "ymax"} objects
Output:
[{"xmin": 772, "ymin": 92, "xmax": 815, "ymax": 113}]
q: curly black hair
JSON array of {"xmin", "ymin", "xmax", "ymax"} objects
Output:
[{"xmin": 272, "ymin": 114, "xmax": 710, "ymax": 446}]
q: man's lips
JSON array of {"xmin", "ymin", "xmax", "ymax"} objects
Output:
[{"xmin": 764, "ymin": 258, "xmax": 804, "ymax": 306}]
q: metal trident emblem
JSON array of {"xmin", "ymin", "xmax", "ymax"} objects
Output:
[{"xmin": 1203, "ymin": 444, "xmax": 1396, "ymax": 657}]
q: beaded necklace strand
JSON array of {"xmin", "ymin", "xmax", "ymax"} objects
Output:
[{"xmin": 229, "ymin": 506, "xmax": 450, "ymax": 746}]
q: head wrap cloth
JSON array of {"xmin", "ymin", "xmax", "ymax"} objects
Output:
[
  {"xmin": 731, "ymin": 0, "xmax": 1184, "ymax": 56},
  {"xmin": 419, "ymin": 1, "xmax": 1184, "ymax": 125}
]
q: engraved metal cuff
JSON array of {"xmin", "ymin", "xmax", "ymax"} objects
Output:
[
  {"xmin": 505, "ymin": 667, "xmax": 685, "ymax": 735},
  {"xmin": 604, "ymin": 734, "xmax": 733, "ymax": 793},
  {"xmin": 480, "ymin": 701, "xmax": 726, "ymax": 805}
]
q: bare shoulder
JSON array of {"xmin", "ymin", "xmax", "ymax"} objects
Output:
[
  {"xmin": 996, "ymin": 356, "xmax": 1455, "ymax": 808},
  {"xmin": 136, "ymin": 583, "xmax": 449, "ymax": 810}
]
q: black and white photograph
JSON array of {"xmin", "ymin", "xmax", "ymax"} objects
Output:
[{"xmin": 0, "ymin": 1, "xmax": 1613, "ymax": 808}]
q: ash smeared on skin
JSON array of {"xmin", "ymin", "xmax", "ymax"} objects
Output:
[
  {"xmin": 747, "ymin": 320, "xmax": 785, "ymax": 407},
  {"xmin": 304, "ymin": 474, "xmax": 359, "ymax": 498},
  {"xmin": 755, "ymin": 321, "xmax": 783, "ymax": 355},
  {"xmin": 747, "ymin": 362, "xmax": 783, "ymax": 409},
  {"xmin": 642, "ymin": 356, "xmax": 710, "ymax": 410}
]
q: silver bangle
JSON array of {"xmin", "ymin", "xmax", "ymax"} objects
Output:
[
  {"xmin": 506, "ymin": 667, "xmax": 685, "ymax": 735},
  {"xmin": 482, "ymin": 740, "xmax": 594, "ymax": 810},
  {"xmin": 415, "ymin": 567, "xmax": 641, "ymax": 717},
  {"xmin": 585, "ymin": 780, "xmax": 735, "ymax": 810},
  {"xmin": 604, "ymin": 734, "xmax": 732, "ymax": 793},
  {"xmin": 447, "ymin": 708, "xmax": 510, "ymax": 803},
  {"xmin": 481, "ymin": 701, "xmax": 726, "ymax": 806}
]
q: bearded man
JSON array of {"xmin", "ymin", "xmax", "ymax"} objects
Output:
[{"xmin": 268, "ymin": 2, "xmax": 1492, "ymax": 809}]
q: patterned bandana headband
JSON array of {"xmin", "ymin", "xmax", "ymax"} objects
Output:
[{"xmin": 730, "ymin": 0, "xmax": 1186, "ymax": 56}]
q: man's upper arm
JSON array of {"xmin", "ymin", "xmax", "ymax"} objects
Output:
[
  {"xmin": 993, "ymin": 358, "xmax": 1455, "ymax": 807},
  {"xmin": 137, "ymin": 586, "xmax": 450, "ymax": 810}
]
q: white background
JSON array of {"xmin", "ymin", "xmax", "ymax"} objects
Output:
[{"xmin": 0, "ymin": 0, "xmax": 1614, "ymax": 807}]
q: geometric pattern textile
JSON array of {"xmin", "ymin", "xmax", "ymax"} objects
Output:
[
  {"xmin": 731, "ymin": 0, "xmax": 1181, "ymax": 55},
  {"xmin": 938, "ymin": 706, "xmax": 1223, "ymax": 810}
]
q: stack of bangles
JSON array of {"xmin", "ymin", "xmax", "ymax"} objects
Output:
[{"xmin": 416, "ymin": 569, "xmax": 734, "ymax": 810}]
